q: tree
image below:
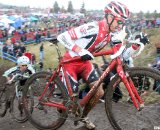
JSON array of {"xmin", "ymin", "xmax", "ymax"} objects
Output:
[
  {"xmin": 145, "ymin": 11, "xmax": 151, "ymax": 19},
  {"xmin": 153, "ymin": 10, "xmax": 158, "ymax": 18},
  {"xmin": 67, "ymin": 1, "xmax": 74, "ymax": 13},
  {"xmin": 53, "ymin": 1, "xmax": 60, "ymax": 13},
  {"xmin": 137, "ymin": 11, "xmax": 144, "ymax": 19},
  {"xmin": 60, "ymin": 6, "xmax": 66, "ymax": 13},
  {"xmin": 80, "ymin": 2, "xmax": 86, "ymax": 14}
]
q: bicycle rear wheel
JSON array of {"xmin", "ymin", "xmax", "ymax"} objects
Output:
[
  {"xmin": 10, "ymin": 92, "xmax": 28, "ymax": 123},
  {"xmin": 23, "ymin": 71, "xmax": 68, "ymax": 130},
  {"xmin": 0, "ymin": 85, "xmax": 8, "ymax": 117},
  {"xmin": 105, "ymin": 67, "xmax": 160, "ymax": 130}
]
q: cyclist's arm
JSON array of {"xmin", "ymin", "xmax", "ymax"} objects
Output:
[
  {"xmin": 3, "ymin": 66, "xmax": 18, "ymax": 82},
  {"xmin": 27, "ymin": 64, "xmax": 36, "ymax": 74},
  {"xmin": 57, "ymin": 22, "xmax": 98, "ymax": 53},
  {"xmin": 3, "ymin": 66, "xmax": 18, "ymax": 78}
]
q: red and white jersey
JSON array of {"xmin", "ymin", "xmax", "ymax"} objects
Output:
[{"xmin": 57, "ymin": 20, "xmax": 111, "ymax": 58}]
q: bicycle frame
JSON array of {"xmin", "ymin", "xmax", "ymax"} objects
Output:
[{"xmin": 38, "ymin": 43, "xmax": 144, "ymax": 111}]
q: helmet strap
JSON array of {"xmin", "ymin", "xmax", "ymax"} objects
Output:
[{"xmin": 105, "ymin": 14, "xmax": 115, "ymax": 32}]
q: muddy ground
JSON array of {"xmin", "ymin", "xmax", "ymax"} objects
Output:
[
  {"xmin": 0, "ymin": 102, "xmax": 160, "ymax": 130},
  {"xmin": 0, "ymin": 102, "xmax": 113, "ymax": 130}
]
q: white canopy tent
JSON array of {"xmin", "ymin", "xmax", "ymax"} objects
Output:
[{"xmin": 0, "ymin": 18, "xmax": 15, "ymax": 28}]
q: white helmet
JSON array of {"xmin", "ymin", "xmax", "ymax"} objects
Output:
[{"xmin": 17, "ymin": 56, "xmax": 30, "ymax": 66}]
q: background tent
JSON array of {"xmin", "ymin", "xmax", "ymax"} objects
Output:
[
  {"xmin": 8, "ymin": 16, "xmax": 16, "ymax": 21},
  {"xmin": 0, "ymin": 22, "xmax": 4, "ymax": 27},
  {"xmin": 11, "ymin": 17, "xmax": 24, "ymax": 29},
  {"xmin": 29, "ymin": 16, "xmax": 39, "ymax": 22},
  {"xmin": 8, "ymin": 16, "xmax": 26, "ymax": 29},
  {"xmin": 0, "ymin": 18, "xmax": 15, "ymax": 28},
  {"xmin": 0, "ymin": 18, "xmax": 15, "ymax": 24}
]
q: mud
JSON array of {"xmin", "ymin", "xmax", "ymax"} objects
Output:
[{"xmin": 0, "ymin": 102, "xmax": 113, "ymax": 130}]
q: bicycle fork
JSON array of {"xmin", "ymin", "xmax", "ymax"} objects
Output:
[
  {"xmin": 15, "ymin": 85, "xmax": 24, "ymax": 114},
  {"xmin": 117, "ymin": 66, "xmax": 144, "ymax": 110}
]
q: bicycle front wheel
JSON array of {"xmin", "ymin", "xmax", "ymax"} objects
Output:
[
  {"xmin": 10, "ymin": 92, "xmax": 28, "ymax": 123},
  {"xmin": 23, "ymin": 71, "xmax": 68, "ymax": 130},
  {"xmin": 0, "ymin": 85, "xmax": 8, "ymax": 117},
  {"xmin": 105, "ymin": 67, "xmax": 160, "ymax": 130}
]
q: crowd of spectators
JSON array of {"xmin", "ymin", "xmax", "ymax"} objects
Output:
[{"xmin": 2, "ymin": 39, "xmax": 26, "ymax": 58}]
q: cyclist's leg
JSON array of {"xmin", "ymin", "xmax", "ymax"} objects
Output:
[
  {"xmin": 82, "ymin": 82, "xmax": 104, "ymax": 129},
  {"xmin": 81, "ymin": 61, "xmax": 104, "ymax": 116},
  {"xmin": 82, "ymin": 81, "xmax": 104, "ymax": 117},
  {"xmin": 80, "ymin": 62, "xmax": 104, "ymax": 129}
]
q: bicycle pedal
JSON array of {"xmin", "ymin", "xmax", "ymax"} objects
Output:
[
  {"xmin": 127, "ymin": 97, "xmax": 133, "ymax": 104},
  {"xmin": 37, "ymin": 104, "xmax": 44, "ymax": 110},
  {"xmin": 74, "ymin": 120, "xmax": 79, "ymax": 126},
  {"xmin": 6, "ymin": 100, "xmax": 11, "ymax": 108},
  {"xmin": 139, "ymin": 104, "xmax": 145, "ymax": 111},
  {"xmin": 44, "ymin": 109, "xmax": 48, "ymax": 114}
]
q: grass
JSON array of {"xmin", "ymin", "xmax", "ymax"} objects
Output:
[{"xmin": 26, "ymin": 42, "xmax": 66, "ymax": 69}]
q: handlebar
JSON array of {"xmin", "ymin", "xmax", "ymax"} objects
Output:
[
  {"xmin": 7, "ymin": 74, "xmax": 29, "ymax": 84},
  {"xmin": 128, "ymin": 39, "xmax": 144, "ymax": 57},
  {"xmin": 45, "ymin": 37, "xmax": 58, "ymax": 44}
]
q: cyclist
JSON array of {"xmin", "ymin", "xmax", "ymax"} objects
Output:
[
  {"xmin": 57, "ymin": 1, "xmax": 130, "ymax": 129},
  {"xmin": 3, "ymin": 55, "xmax": 35, "ymax": 85}
]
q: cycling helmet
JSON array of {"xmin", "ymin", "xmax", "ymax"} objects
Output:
[
  {"xmin": 104, "ymin": 1, "xmax": 130, "ymax": 20},
  {"xmin": 17, "ymin": 56, "xmax": 30, "ymax": 66}
]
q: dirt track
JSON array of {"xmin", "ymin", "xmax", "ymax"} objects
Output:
[
  {"xmin": 0, "ymin": 101, "xmax": 160, "ymax": 130},
  {"xmin": 0, "ymin": 102, "xmax": 113, "ymax": 130}
]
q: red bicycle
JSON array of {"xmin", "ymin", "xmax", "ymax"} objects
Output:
[{"xmin": 23, "ymin": 39, "xmax": 160, "ymax": 130}]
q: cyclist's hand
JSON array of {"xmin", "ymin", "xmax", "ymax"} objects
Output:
[
  {"xmin": 112, "ymin": 26, "xmax": 127, "ymax": 43},
  {"xmin": 81, "ymin": 54, "xmax": 93, "ymax": 61},
  {"xmin": 135, "ymin": 32, "xmax": 150, "ymax": 45},
  {"xmin": 78, "ymin": 49, "xmax": 94, "ymax": 61},
  {"xmin": 7, "ymin": 80, "xmax": 12, "ymax": 85}
]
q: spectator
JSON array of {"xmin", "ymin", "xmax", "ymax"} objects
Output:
[
  {"xmin": 47, "ymin": 30, "xmax": 51, "ymax": 38},
  {"xmin": 31, "ymin": 53, "xmax": 36, "ymax": 65},
  {"xmin": 35, "ymin": 31, "xmax": 41, "ymax": 44},
  {"xmin": 21, "ymin": 34, "xmax": 27, "ymax": 42},
  {"xmin": 39, "ymin": 60, "xmax": 44, "ymax": 71},
  {"xmin": 24, "ymin": 50, "xmax": 32, "ymax": 62},
  {"xmin": 2, "ymin": 44, "xmax": 8, "ymax": 53},
  {"xmin": 16, "ymin": 49, "xmax": 23, "ymax": 58},
  {"xmin": 39, "ymin": 43, "xmax": 44, "ymax": 61},
  {"xmin": 6, "ymin": 39, "xmax": 14, "ymax": 56},
  {"xmin": 20, "ymin": 43, "xmax": 26, "ymax": 53},
  {"xmin": 13, "ymin": 42, "xmax": 21, "ymax": 56},
  {"xmin": 2, "ymin": 43, "xmax": 8, "ymax": 58}
]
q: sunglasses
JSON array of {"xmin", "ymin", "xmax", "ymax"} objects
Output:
[
  {"xmin": 21, "ymin": 65, "xmax": 27, "ymax": 67},
  {"xmin": 117, "ymin": 20, "xmax": 124, "ymax": 25},
  {"xmin": 113, "ymin": 16, "xmax": 125, "ymax": 25}
]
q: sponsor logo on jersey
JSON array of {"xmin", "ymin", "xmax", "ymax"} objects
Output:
[
  {"xmin": 87, "ymin": 25, "xmax": 94, "ymax": 30},
  {"xmin": 80, "ymin": 27, "xmax": 87, "ymax": 34},
  {"xmin": 61, "ymin": 35, "xmax": 72, "ymax": 47}
]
